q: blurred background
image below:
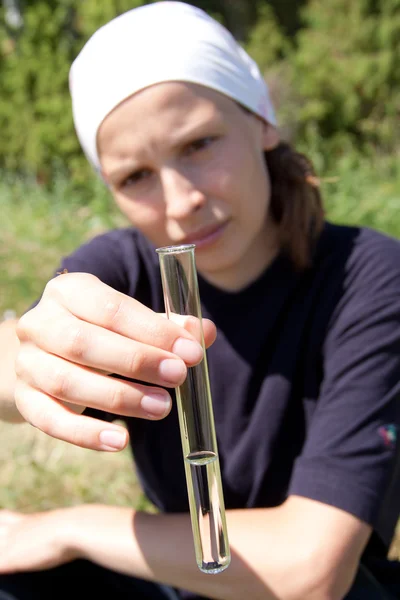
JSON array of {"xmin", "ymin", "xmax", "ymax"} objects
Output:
[{"xmin": 0, "ymin": 0, "xmax": 399, "ymax": 555}]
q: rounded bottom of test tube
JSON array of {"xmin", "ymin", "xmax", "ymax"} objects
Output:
[{"xmin": 198, "ymin": 556, "xmax": 231, "ymax": 574}]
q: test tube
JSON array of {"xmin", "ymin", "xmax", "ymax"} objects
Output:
[{"xmin": 156, "ymin": 244, "xmax": 231, "ymax": 575}]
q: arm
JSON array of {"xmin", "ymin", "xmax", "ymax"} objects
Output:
[
  {"xmin": 62, "ymin": 498, "xmax": 370, "ymax": 600},
  {"xmin": 0, "ymin": 498, "xmax": 370, "ymax": 600},
  {"xmin": 0, "ymin": 319, "xmax": 24, "ymax": 423}
]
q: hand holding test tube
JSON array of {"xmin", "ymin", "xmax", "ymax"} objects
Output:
[{"xmin": 156, "ymin": 244, "xmax": 231, "ymax": 574}]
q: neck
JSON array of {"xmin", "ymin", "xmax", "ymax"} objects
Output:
[{"xmin": 200, "ymin": 224, "xmax": 280, "ymax": 292}]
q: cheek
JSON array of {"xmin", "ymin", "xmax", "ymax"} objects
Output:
[
  {"xmin": 203, "ymin": 166, "xmax": 232, "ymax": 199},
  {"xmin": 198, "ymin": 151, "xmax": 240, "ymax": 200},
  {"xmin": 208, "ymin": 149, "xmax": 269, "ymax": 214},
  {"xmin": 113, "ymin": 193, "xmax": 165, "ymax": 228}
]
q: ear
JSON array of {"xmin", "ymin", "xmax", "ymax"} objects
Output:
[{"xmin": 261, "ymin": 123, "xmax": 280, "ymax": 151}]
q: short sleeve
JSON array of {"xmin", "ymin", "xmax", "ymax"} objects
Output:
[
  {"xmin": 52, "ymin": 228, "xmax": 138, "ymax": 289},
  {"xmin": 26, "ymin": 228, "xmax": 141, "ymax": 311},
  {"xmin": 289, "ymin": 230, "xmax": 400, "ymax": 547}
]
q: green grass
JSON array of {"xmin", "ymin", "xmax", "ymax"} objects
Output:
[
  {"xmin": 0, "ymin": 420, "xmax": 150, "ymax": 511},
  {"xmin": 0, "ymin": 149, "xmax": 399, "ymax": 557},
  {"xmin": 1, "ymin": 149, "xmax": 399, "ymax": 319},
  {"xmin": 0, "ymin": 173, "xmax": 128, "ymax": 317}
]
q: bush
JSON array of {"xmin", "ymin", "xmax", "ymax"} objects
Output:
[
  {"xmin": 0, "ymin": 0, "xmax": 145, "ymax": 184},
  {"xmin": 245, "ymin": 3, "xmax": 288, "ymax": 73},
  {"xmin": 287, "ymin": 0, "xmax": 400, "ymax": 153},
  {"xmin": 1, "ymin": 0, "xmax": 399, "ymax": 184}
]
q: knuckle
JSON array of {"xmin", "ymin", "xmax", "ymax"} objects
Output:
[
  {"xmin": 62, "ymin": 325, "xmax": 87, "ymax": 361},
  {"xmin": 125, "ymin": 350, "xmax": 145, "ymax": 376},
  {"xmin": 43, "ymin": 277, "xmax": 58, "ymax": 295},
  {"xmin": 16, "ymin": 304, "xmax": 58, "ymax": 342},
  {"xmin": 15, "ymin": 311, "xmax": 35, "ymax": 341},
  {"xmin": 44, "ymin": 272, "xmax": 99, "ymax": 296},
  {"xmin": 108, "ymin": 384, "xmax": 128, "ymax": 413},
  {"xmin": 47, "ymin": 366, "xmax": 69, "ymax": 399},
  {"xmin": 103, "ymin": 296, "xmax": 125, "ymax": 330}
]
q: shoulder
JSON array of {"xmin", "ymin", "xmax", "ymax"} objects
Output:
[
  {"xmin": 314, "ymin": 224, "xmax": 400, "ymax": 359},
  {"xmin": 58, "ymin": 227, "xmax": 158, "ymax": 292},
  {"xmin": 67, "ymin": 227, "xmax": 145, "ymax": 256},
  {"xmin": 63, "ymin": 226, "xmax": 155, "ymax": 266},
  {"xmin": 315, "ymin": 222, "xmax": 400, "ymax": 297}
]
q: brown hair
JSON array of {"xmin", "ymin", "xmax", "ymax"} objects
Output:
[{"xmin": 265, "ymin": 142, "xmax": 325, "ymax": 271}]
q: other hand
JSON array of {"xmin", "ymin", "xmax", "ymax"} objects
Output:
[{"xmin": 0, "ymin": 509, "xmax": 77, "ymax": 574}]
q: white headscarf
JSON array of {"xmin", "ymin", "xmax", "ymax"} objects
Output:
[{"xmin": 69, "ymin": 1, "xmax": 276, "ymax": 172}]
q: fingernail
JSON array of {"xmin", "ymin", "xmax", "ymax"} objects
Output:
[
  {"xmin": 172, "ymin": 338, "xmax": 203, "ymax": 363},
  {"xmin": 99, "ymin": 429, "xmax": 127, "ymax": 451},
  {"xmin": 141, "ymin": 392, "xmax": 171, "ymax": 418},
  {"xmin": 159, "ymin": 358, "xmax": 186, "ymax": 383}
]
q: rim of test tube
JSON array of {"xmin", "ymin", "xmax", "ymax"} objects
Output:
[{"xmin": 156, "ymin": 244, "xmax": 196, "ymax": 254}]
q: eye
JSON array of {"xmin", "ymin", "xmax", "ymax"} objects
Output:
[
  {"xmin": 120, "ymin": 168, "xmax": 152, "ymax": 189},
  {"xmin": 184, "ymin": 136, "xmax": 216, "ymax": 156}
]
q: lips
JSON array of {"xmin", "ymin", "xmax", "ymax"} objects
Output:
[{"xmin": 179, "ymin": 221, "xmax": 229, "ymax": 247}]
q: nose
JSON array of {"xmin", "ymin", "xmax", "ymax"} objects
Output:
[{"xmin": 161, "ymin": 167, "xmax": 206, "ymax": 220}]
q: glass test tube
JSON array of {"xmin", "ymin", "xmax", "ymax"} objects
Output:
[{"xmin": 156, "ymin": 244, "xmax": 231, "ymax": 575}]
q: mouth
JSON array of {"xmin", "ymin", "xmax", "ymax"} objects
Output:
[{"xmin": 179, "ymin": 221, "xmax": 230, "ymax": 249}]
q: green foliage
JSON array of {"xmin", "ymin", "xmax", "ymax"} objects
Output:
[
  {"xmin": 0, "ymin": 0, "xmax": 399, "ymax": 183},
  {"xmin": 245, "ymin": 3, "xmax": 289, "ymax": 73},
  {"xmin": 287, "ymin": 0, "xmax": 400, "ymax": 153},
  {"xmin": 0, "ymin": 1, "xmax": 76, "ymax": 176},
  {"xmin": 0, "ymin": 0, "xmax": 146, "ymax": 183},
  {"xmin": 0, "ymin": 170, "xmax": 127, "ymax": 316}
]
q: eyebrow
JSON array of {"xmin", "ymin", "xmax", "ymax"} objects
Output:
[
  {"xmin": 103, "ymin": 160, "xmax": 143, "ymax": 183},
  {"xmin": 103, "ymin": 112, "xmax": 223, "ymax": 181}
]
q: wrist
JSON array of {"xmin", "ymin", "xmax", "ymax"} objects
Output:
[
  {"xmin": 58, "ymin": 504, "xmax": 138, "ymax": 567},
  {"xmin": 56, "ymin": 505, "xmax": 91, "ymax": 562}
]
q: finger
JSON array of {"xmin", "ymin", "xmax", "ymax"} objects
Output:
[
  {"xmin": 180, "ymin": 316, "xmax": 217, "ymax": 349},
  {"xmin": 14, "ymin": 381, "xmax": 130, "ymax": 451},
  {"xmin": 163, "ymin": 313, "xmax": 217, "ymax": 348},
  {"xmin": 41, "ymin": 273, "xmax": 205, "ymax": 357},
  {"xmin": 16, "ymin": 345, "xmax": 172, "ymax": 419},
  {"xmin": 19, "ymin": 313, "xmax": 191, "ymax": 387}
]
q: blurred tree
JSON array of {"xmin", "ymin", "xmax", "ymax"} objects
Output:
[
  {"xmin": 185, "ymin": 1, "xmax": 305, "ymax": 41},
  {"xmin": 217, "ymin": 0, "xmax": 257, "ymax": 41},
  {"xmin": 1, "ymin": 0, "xmax": 399, "ymax": 184},
  {"xmin": 288, "ymin": 0, "xmax": 400, "ymax": 152},
  {"xmin": 0, "ymin": 0, "xmax": 146, "ymax": 184},
  {"xmin": 245, "ymin": 3, "xmax": 289, "ymax": 72},
  {"xmin": 267, "ymin": 0, "xmax": 306, "ymax": 36}
]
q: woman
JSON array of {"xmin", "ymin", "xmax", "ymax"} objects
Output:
[{"xmin": 0, "ymin": 3, "xmax": 399, "ymax": 599}]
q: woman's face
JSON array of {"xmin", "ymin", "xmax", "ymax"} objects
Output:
[{"xmin": 97, "ymin": 82, "xmax": 280, "ymax": 290}]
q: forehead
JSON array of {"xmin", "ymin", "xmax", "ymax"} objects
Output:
[{"xmin": 97, "ymin": 82, "xmax": 239, "ymax": 159}]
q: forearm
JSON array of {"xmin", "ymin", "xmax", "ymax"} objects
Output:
[
  {"xmin": 64, "ymin": 503, "xmax": 355, "ymax": 600},
  {"xmin": 0, "ymin": 320, "xmax": 24, "ymax": 423},
  {"xmin": 66, "ymin": 505, "xmax": 272, "ymax": 599}
]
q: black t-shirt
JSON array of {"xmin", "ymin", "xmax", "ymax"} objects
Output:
[{"xmin": 37, "ymin": 221, "xmax": 400, "ymax": 587}]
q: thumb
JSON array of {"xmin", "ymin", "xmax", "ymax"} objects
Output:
[{"xmin": 158, "ymin": 313, "xmax": 217, "ymax": 349}]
